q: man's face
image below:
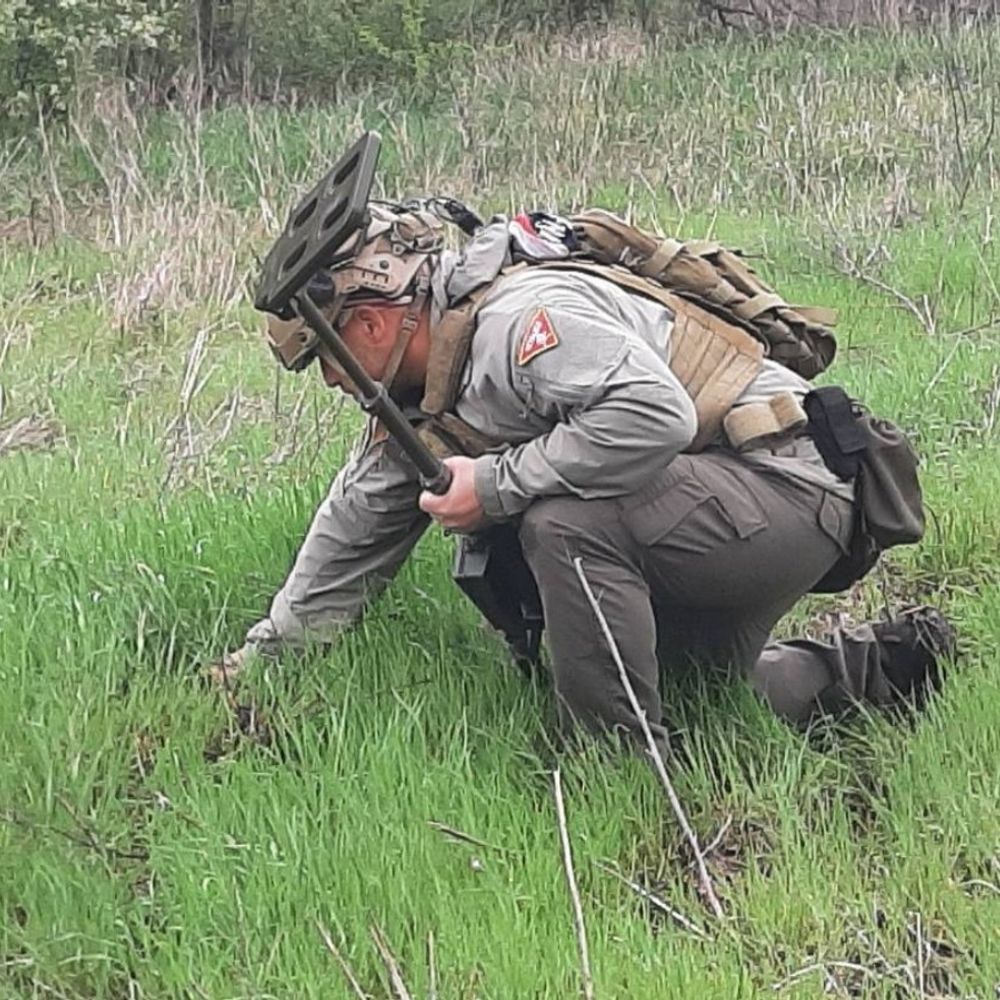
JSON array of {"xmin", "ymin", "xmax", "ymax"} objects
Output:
[{"xmin": 318, "ymin": 303, "xmax": 406, "ymax": 393}]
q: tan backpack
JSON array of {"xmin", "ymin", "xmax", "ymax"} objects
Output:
[{"xmin": 570, "ymin": 209, "xmax": 837, "ymax": 380}]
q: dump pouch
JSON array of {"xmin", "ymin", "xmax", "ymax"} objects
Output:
[{"xmin": 807, "ymin": 387, "xmax": 925, "ymax": 593}]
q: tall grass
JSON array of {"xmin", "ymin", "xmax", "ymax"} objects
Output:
[{"xmin": 1, "ymin": 23, "xmax": 999, "ymax": 999}]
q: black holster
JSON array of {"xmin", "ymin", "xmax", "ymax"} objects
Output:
[{"xmin": 452, "ymin": 524, "xmax": 544, "ymax": 677}]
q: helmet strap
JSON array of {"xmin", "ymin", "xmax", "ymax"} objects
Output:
[{"xmin": 381, "ymin": 268, "xmax": 430, "ymax": 393}]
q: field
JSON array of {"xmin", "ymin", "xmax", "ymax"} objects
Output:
[{"xmin": 2, "ymin": 23, "xmax": 999, "ymax": 999}]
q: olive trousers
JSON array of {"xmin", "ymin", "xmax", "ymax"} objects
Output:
[{"xmin": 518, "ymin": 448, "xmax": 900, "ymax": 746}]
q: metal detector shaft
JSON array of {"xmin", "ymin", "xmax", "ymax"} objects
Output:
[{"xmin": 293, "ymin": 291, "xmax": 452, "ymax": 496}]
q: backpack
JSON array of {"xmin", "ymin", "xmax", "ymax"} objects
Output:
[{"xmin": 569, "ymin": 209, "xmax": 838, "ymax": 380}]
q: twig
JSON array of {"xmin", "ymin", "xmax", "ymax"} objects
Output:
[
  {"xmin": 594, "ymin": 861, "xmax": 707, "ymax": 938},
  {"xmin": 912, "ymin": 911, "xmax": 926, "ymax": 999},
  {"xmin": 1, "ymin": 801, "xmax": 147, "ymax": 867},
  {"xmin": 369, "ymin": 923, "xmax": 413, "ymax": 1000},
  {"xmin": 426, "ymin": 931, "xmax": 438, "ymax": 1000},
  {"xmin": 316, "ymin": 922, "xmax": 369, "ymax": 999},
  {"xmin": 831, "ymin": 240, "xmax": 936, "ymax": 336},
  {"xmin": 924, "ymin": 316, "xmax": 1000, "ymax": 397},
  {"xmin": 772, "ymin": 958, "xmax": 905, "ymax": 992},
  {"xmin": 552, "ymin": 769, "xmax": 595, "ymax": 1000},
  {"xmin": 959, "ymin": 878, "xmax": 1000, "ymax": 895},
  {"xmin": 573, "ymin": 557, "xmax": 725, "ymax": 920},
  {"xmin": 427, "ymin": 819, "xmax": 509, "ymax": 855},
  {"xmin": 702, "ymin": 814, "xmax": 733, "ymax": 857}
]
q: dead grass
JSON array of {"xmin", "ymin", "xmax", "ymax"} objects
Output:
[{"xmin": 0, "ymin": 415, "xmax": 61, "ymax": 458}]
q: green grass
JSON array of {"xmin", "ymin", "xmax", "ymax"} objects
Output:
[{"xmin": 2, "ymin": 23, "xmax": 1000, "ymax": 1000}]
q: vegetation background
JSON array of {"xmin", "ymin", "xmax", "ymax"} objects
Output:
[{"xmin": 2, "ymin": 1, "xmax": 999, "ymax": 997}]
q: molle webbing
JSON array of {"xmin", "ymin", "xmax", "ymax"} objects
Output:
[
  {"xmin": 668, "ymin": 293, "xmax": 764, "ymax": 451},
  {"xmin": 421, "ymin": 286, "xmax": 492, "ymax": 416},
  {"xmin": 571, "ymin": 209, "xmax": 838, "ymax": 380}
]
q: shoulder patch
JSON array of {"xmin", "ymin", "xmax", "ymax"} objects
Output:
[{"xmin": 516, "ymin": 308, "xmax": 560, "ymax": 366}]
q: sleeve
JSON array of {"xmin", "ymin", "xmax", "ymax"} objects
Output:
[
  {"xmin": 471, "ymin": 299, "xmax": 698, "ymax": 519},
  {"xmin": 252, "ymin": 417, "xmax": 429, "ymax": 647}
]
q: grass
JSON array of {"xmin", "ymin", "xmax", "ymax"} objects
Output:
[{"xmin": 2, "ymin": 21, "xmax": 1000, "ymax": 1000}]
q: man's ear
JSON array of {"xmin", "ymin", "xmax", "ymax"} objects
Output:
[{"xmin": 352, "ymin": 304, "xmax": 395, "ymax": 346}]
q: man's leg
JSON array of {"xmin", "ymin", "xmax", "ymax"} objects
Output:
[
  {"xmin": 520, "ymin": 451, "xmax": 953, "ymax": 744},
  {"xmin": 519, "ymin": 494, "xmax": 669, "ymax": 751},
  {"xmin": 748, "ymin": 607, "xmax": 957, "ymax": 724},
  {"xmin": 519, "ymin": 450, "xmax": 846, "ymax": 748}
]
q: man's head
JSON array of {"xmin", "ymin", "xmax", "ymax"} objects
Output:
[
  {"xmin": 316, "ymin": 300, "xmax": 432, "ymax": 394},
  {"xmin": 265, "ymin": 201, "xmax": 443, "ymax": 391}
]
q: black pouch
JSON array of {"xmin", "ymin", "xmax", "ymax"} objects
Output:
[
  {"xmin": 453, "ymin": 524, "xmax": 544, "ymax": 677},
  {"xmin": 807, "ymin": 387, "xmax": 925, "ymax": 594},
  {"xmin": 803, "ymin": 386, "xmax": 868, "ymax": 480}
]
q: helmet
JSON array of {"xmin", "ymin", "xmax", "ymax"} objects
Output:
[{"xmin": 266, "ymin": 202, "xmax": 444, "ymax": 373}]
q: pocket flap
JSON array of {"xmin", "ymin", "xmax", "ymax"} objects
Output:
[{"xmin": 624, "ymin": 478, "xmax": 712, "ymax": 546}]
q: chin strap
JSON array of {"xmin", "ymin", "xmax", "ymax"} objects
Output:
[{"xmin": 381, "ymin": 266, "xmax": 431, "ymax": 393}]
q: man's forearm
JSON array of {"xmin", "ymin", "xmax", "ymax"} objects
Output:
[{"xmin": 473, "ymin": 382, "xmax": 697, "ymax": 519}]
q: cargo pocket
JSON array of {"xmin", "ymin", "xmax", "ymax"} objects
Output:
[{"xmin": 624, "ymin": 462, "xmax": 768, "ymax": 554}]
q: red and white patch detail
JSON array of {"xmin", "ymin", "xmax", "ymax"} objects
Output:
[{"xmin": 516, "ymin": 308, "xmax": 560, "ymax": 366}]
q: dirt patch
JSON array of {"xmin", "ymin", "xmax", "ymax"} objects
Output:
[
  {"xmin": 698, "ymin": 813, "xmax": 774, "ymax": 886},
  {"xmin": 203, "ymin": 689, "xmax": 279, "ymax": 763},
  {"xmin": 0, "ymin": 415, "xmax": 62, "ymax": 458},
  {"xmin": 625, "ymin": 809, "xmax": 775, "ymax": 928}
]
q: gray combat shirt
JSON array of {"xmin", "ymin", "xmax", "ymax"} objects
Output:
[{"xmin": 247, "ymin": 231, "xmax": 850, "ymax": 649}]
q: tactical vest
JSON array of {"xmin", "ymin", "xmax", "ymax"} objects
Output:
[{"xmin": 416, "ymin": 260, "xmax": 807, "ymax": 460}]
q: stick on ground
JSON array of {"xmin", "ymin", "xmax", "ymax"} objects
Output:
[
  {"xmin": 572, "ymin": 556, "xmax": 725, "ymax": 920},
  {"xmin": 552, "ymin": 768, "xmax": 595, "ymax": 1000},
  {"xmin": 369, "ymin": 923, "xmax": 413, "ymax": 1000},
  {"xmin": 594, "ymin": 861, "xmax": 707, "ymax": 938},
  {"xmin": 427, "ymin": 930, "xmax": 438, "ymax": 1000},
  {"xmin": 316, "ymin": 922, "xmax": 369, "ymax": 999}
]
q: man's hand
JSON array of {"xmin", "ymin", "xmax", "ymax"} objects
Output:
[{"xmin": 418, "ymin": 455, "xmax": 487, "ymax": 533}]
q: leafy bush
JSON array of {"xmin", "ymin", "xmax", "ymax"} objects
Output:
[
  {"xmin": 0, "ymin": 0, "xmax": 185, "ymax": 121},
  {"xmin": 2, "ymin": 0, "xmax": 995, "ymax": 130}
]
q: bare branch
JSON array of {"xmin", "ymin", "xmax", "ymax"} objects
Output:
[
  {"xmin": 426, "ymin": 931, "xmax": 438, "ymax": 1000},
  {"xmin": 316, "ymin": 922, "xmax": 369, "ymax": 999},
  {"xmin": 369, "ymin": 923, "xmax": 413, "ymax": 1000},
  {"xmin": 830, "ymin": 240, "xmax": 937, "ymax": 336},
  {"xmin": 594, "ymin": 861, "xmax": 708, "ymax": 938},
  {"xmin": 573, "ymin": 557, "xmax": 724, "ymax": 920},
  {"xmin": 552, "ymin": 769, "xmax": 595, "ymax": 1000}
]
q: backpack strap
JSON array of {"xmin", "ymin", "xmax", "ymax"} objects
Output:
[{"xmin": 417, "ymin": 412, "xmax": 500, "ymax": 459}]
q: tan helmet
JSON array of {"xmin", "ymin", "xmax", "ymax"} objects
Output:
[{"xmin": 266, "ymin": 201, "xmax": 444, "ymax": 373}]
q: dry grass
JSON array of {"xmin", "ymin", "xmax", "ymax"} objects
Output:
[{"xmin": 0, "ymin": 414, "xmax": 61, "ymax": 457}]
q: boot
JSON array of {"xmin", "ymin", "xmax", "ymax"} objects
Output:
[{"xmin": 873, "ymin": 605, "xmax": 957, "ymax": 708}]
